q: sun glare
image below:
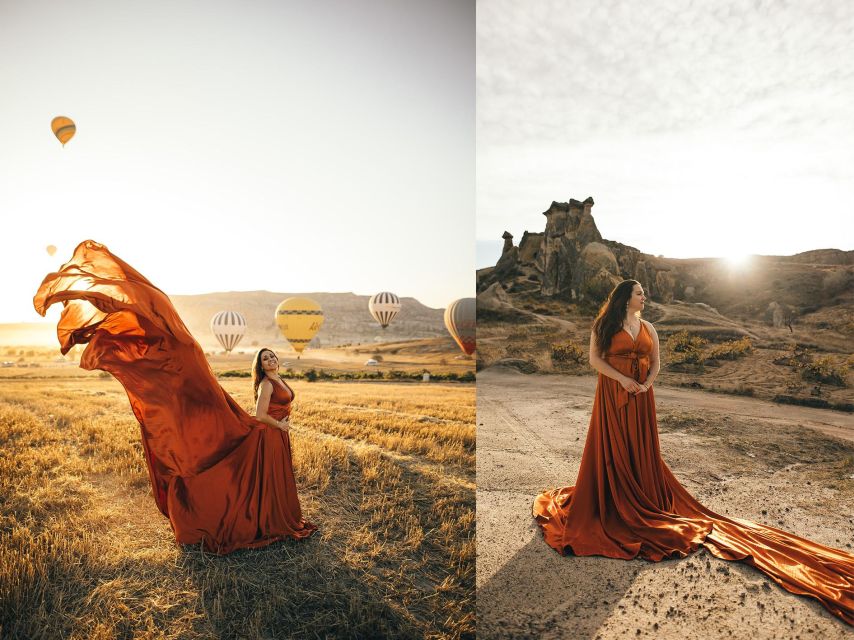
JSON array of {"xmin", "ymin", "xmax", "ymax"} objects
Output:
[{"xmin": 722, "ymin": 253, "xmax": 752, "ymax": 269}]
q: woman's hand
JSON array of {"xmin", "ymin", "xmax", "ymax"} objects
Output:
[
  {"xmin": 618, "ymin": 376, "xmax": 644, "ymax": 394},
  {"xmin": 634, "ymin": 383, "xmax": 649, "ymax": 394},
  {"xmin": 276, "ymin": 417, "xmax": 290, "ymax": 432}
]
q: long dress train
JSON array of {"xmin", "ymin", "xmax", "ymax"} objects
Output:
[
  {"xmin": 34, "ymin": 240, "xmax": 317, "ymax": 554},
  {"xmin": 532, "ymin": 321, "xmax": 854, "ymax": 625}
]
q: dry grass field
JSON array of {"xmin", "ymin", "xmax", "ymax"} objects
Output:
[
  {"xmin": 0, "ymin": 338, "xmax": 475, "ymax": 378},
  {"xmin": 0, "ymin": 369, "xmax": 475, "ymax": 639}
]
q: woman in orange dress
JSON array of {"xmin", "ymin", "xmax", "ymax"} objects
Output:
[
  {"xmin": 533, "ymin": 279, "xmax": 854, "ymax": 625},
  {"xmin": 33, "ymin": 240, "xmax": 316, "ymax": 554}
]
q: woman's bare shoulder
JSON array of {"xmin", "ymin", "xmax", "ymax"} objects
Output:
[{"xmin": 641, "ymin": 318, "xmax": 658, "ymax": 333}]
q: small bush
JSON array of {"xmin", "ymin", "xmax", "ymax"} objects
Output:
[
  {"xmin": 667, "ymin": 330, "xmax": 707, "ymax": 365},
  {"xmin": 730, "ymin": 383, "xmax": 754, "ymax": 396},
  {"xmin": 705, "ymin": 337, "xmax": 753, "ymax": 361},
  {"xmin": 776, "ymin": 345, "xmax": 848, "ymax": 386},
  {"xmin": 800, "ymin": 356, "xmax": 848, "ymax": 386},
  {"xmin": 551, "ymin": 341, "xmax": 585, "ymax": 364},
  {"xmin": 220, "ymin": 370, "xmax": 251, "ymax": 378}
]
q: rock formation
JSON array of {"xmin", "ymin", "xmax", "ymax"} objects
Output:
[
  {"xmin": 479, "ymin": 196, "xmax": 677, "ymax": 303},
  {"xmin": 477, "ymin": 195, "xmax": 853, "ymax": 320}
]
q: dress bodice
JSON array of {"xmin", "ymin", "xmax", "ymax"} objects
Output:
[
  {"xmin": 604, "ymin": 321, "xmax": 652, "ymax": 385},
  {"xmin": 267, "ymin": 378, "xmax": 295, "ymax": 421}
]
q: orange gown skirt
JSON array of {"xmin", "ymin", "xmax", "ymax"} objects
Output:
[
  {"xmin": 533, "ymin": 321, "xmax": 854, "ymax": 625},
  {"xmin": 34, "ymin": 240, "xmax": 317, "ymax": 554}
]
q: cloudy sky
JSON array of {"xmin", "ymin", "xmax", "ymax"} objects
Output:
[
  {"xmin": 0, "ymin": 0, "xmax": 472, "ymax": 323},
  {"xmin": 477, "ymin": 0, "xmax": 854, "ymax": 267}
]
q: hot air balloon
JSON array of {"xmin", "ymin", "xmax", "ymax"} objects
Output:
[
  {"xmin": 51, "ymin": 116, "xmax": 76, "ymax": 147},
  {"xmin": 46, "ymin": 245, "xmax": 57, "ymax": 257},
  {"xmin": 275, "ymin": 297, "xmax": 324, "ymax": 358},
  {"xmin": 210, "ymin": 310, "xmax": 246, "ymax": 354},
  {"xmin": 444, "ymin": 297, "xmax": 476, "ymax": 355},
  {"xmin": 368, "ymin": 291, "xmax": 401, "ymax": 329}
]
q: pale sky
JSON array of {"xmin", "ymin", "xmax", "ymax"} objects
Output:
[
  {"xmin": 0, "ymin": 0, "xmax": 473, "ymax": 323},
  {"xmin": 477, "ymin": 0, "xmax": 854, "ymax": 268}
]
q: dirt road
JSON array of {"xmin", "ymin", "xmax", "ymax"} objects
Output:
[{"xmin": 476, "ymin": 366, "xmax": 854, "ymax": 639}]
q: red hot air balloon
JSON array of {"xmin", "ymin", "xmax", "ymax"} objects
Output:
[{"xmin": 444, "ymin": 297, "xmax": 475, "ymax": 355}]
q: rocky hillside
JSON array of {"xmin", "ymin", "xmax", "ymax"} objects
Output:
[
  {"xmin": 477, "ymin": 197, "xmax": 853, "ymax": 325},
  {"xmin": 477, "ymin": 197, "xmax": 853, "ymax": 407}
]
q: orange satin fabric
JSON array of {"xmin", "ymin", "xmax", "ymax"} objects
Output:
[
  {"xmin": 33, "ymin": 240, "xmax": 317, "ymax": 554},
  {"xmin": 533, "ymin": 321, "xmax": 854, "ymax": 625}
]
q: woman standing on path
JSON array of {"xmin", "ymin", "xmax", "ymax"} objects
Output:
[{"xmin": 533, "ymin": 279, "xmax": 854, "ymax": 625}]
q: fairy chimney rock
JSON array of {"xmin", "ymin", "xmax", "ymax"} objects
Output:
[
  {"xmin": 501, "ymin": 231, "xmax": 514, "ymax": 254},
  {"xmin": 540, "ymin": 196, "xmax": 605, "ymax": 297}
]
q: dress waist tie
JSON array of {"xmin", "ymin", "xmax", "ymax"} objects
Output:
[{"xmin": 607, "ymin": 352, "xmax": 650, "ymax": 409}]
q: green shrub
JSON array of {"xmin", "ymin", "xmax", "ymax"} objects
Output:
[{"xmin": 220, "ymin": 370, "xmax": 251, "ymax": 377}]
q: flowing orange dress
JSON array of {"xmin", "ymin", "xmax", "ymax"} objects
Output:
[
  {"xmin": 33, "ymin": 240, "xmax": 317, "ymax": 555},
  {"xmin": 533, "ymin": 321, "xmax": 854, "ymax": 625}
]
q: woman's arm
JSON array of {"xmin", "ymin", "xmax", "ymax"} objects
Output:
[
  {"xmin": 588, "ymin": 331, "xmax": 643, "ymax": 393},
  {"xmin": 641, "ymin": 319, "xmax": 661, "ymax": 389},
  {"xmin": 254, "ymin": 380, "xmax": 289, "ymax": 431}
]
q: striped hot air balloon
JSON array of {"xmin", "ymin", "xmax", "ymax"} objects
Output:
[
  {"xmin": 51, "ymin": 116, "xmax": 76, "ymax": 147},
  {"xmin": 210, "ymin": 311, "xmax": 247, "ymax": 353},
  {"xmin": 368, "ymin": 291, "xmax": 401, "ymax": 329},
  {"xmin": 444, "ymin": 297, "xmax": 476, "ymax": 355},
  {"xmin": 275, "ymin": 297, "xmax": 324, "ymax": 358}
]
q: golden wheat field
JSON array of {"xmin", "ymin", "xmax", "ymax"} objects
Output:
[{"xmin": 0, "ymin": 369, "xmax": 475, "ymax": 639}]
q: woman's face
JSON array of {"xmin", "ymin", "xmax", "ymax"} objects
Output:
[
  {"xmin": 627, "ymin": 284, "xmax": 646, "ymax": 313},
  {"xmin": 260, "ymin": 350, "xmax": 278, "ymax": 372}
]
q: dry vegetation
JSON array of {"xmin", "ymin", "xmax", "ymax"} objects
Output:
[
  {"xmin": 477, "ymin": 299, "xmax": 854, "ymax": 410},
  {"xmin": 0, "ymin": 374, "xmax": 475, "ymax": 639}
]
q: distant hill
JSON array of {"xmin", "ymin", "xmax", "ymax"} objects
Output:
[
  {"xmin": 0, "ymin": 292, "xmax": 448, "ymax": 352},
  {"xmin": 171, "ymin": 291, "xmax": 446, "ymax": 352}
]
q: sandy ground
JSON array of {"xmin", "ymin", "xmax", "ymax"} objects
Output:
[{"xmin": 477, "ymin": 367, "xmax": 854, "ymax": 639}]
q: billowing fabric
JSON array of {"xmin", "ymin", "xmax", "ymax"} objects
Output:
[
  {"xmin": 34, "ymin": 240, "xmax": 316, "ymax": 554},
  {"xmin": 533, "ymin": 321, "xmax": 854, "ymax": 625}
]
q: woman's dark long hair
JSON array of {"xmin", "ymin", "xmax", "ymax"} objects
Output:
[
  {"xmin": 591, "ymin": 279, "xmax": 642, "ymax": 356},
  {"xmin": 252, "ymin": 348, "xmax": 277, "ymax": 401}
]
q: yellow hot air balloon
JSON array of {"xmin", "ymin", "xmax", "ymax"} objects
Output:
[
  {"xmin": 275, "ymin": 297, "xmax": 324, "ymax": 359},
  {"xmin": 46, "ymin": 245, "xmax": 57, "ymax": 257},
  {"xmin": 51, "ymin": 116, "xmax": 76, "ymax": 146}
]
